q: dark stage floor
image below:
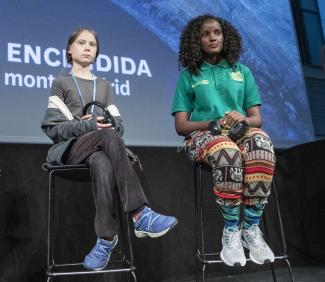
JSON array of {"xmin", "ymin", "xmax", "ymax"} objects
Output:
[
  {"xmin": 187, "ymin": 265, "xmax": 325, "ymax": 282},
  {"xmin": 160, "ymin": 264, "xmax": 325, "ymax": 282}
]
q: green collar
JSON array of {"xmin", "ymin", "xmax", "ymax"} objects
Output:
[{"xmin": 200, "ymin": 59, "xmax": 231, "ymax": 70}]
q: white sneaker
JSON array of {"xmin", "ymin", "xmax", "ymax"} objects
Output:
[
  {"xmin": 220, "ymin": 226, "xmax": 246, "ymax": 267},
  {"xmin": 242, "ymin": 224, "xmax": 275, "ymax": 265}
]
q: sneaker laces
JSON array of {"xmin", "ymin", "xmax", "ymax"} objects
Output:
[
  {"xmin": 244, "ymin": 225, "xmax": 266, "ymax": 248},
  {"xmin": 224, "ymin": 227, "xmax": 242, "ymax": 248},
  {"xmin": 91, "ymin": 237, "xmax": 117, "ymax": 258},
  {"xmin": 136, "ymin": 208, "xmax": 160, "ymax": 230},
  {"xmin": 93, "ymin": 245, "xmax": 110, "ymax": 258}
]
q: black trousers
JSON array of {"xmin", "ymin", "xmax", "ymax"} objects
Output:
[{"xmin": 64, "ymin": 128, "xmax": 148, "ymax": 237}]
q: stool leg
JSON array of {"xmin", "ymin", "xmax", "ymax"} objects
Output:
[
  {"xmin": 125, "ymin": 213, "xmax": 137, "ymax": 282},
  {"xmin": 196, "ymin": 259, "xmax": 204, "ymax": 282},
  {"xmin": 116, "ymin": 192, "xmax": 137, "ymax": 282},
  {"xmin": 285, "ymin": 258, "xmax": 295, "ymax": 282},
  {"xmin": 202, "ymin": 264, "xmax": 206, "ymax": 282},
  {"xmin": 117, "ymin": 198, "xmax": 127, "ymax": 262},
  {"xmin": 194, "ymin": 164, "xmax": 207, "ymax": 282},
  {"xmin": 270, "ymin": 262, "xmax": 277, "ymax": 282},
  {"xmin": 129, "ymin": 270, "xmax": 137, "ymax": 282},
  {"xmin": 194, "ymin": 164, "xmax": 200, "ymax": 282},
  {"xmin": 198, "ymin": 165, "xmax": 207, "ymax": 282},
  {"xmin": 263, "ymin": 212, "xmax": 277, "ymax": 282},
  {"xmin": 126, "ymin": 215, "xmax": 134, "ymax": 265},
  {"xmin": 47, "ymin": 170, "xmax": 56, "ymax": 277},
  {"xmin": 272, "ymin": 180, "xmax": 295, "ymax": 282},
  {"xmin": 196, "ymin": 259, "xmax": 199, "ymax": 282},
  {"xmin": 198, "ymin": 165, "xmax": 206, "ymax": 257}
]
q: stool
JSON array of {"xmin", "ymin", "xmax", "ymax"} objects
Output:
[
  {"xmin": 194, "ymin": 162, "xmax": 294, "ymax": 281},
  {"xmin": 43, "ymin": 163, "xmax": 137, "ymax": 282}
]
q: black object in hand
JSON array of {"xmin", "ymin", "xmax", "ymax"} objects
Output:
[
  {"xmin": 228, "ymin": 120, "xmax": 249, "ymax": 141},
  {"xmin": 209, "ymin": 120, "xmax": 222, "ymax": 136},
  {"xmin": 82, "ymin": 101, "xmax": 116, "ymax": 128}
]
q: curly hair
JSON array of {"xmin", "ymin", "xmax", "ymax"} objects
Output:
[{"xmin": 178, "ymin": 15, "xmax": 243, "ymax": 75}]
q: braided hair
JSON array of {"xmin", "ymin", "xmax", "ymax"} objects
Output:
[{"xmin": 178, "ymin": 15, "xmax": 243, "ymax": 75}]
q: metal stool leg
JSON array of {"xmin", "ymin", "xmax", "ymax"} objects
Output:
[
  {"xmin": 47, "ymin": 170, "xmax": 56, "ymax": 280},
  {"xmin": 128, "ymin": 271, "xmax": 137, "ymax": 282},
  {"xmin": 263, "ymin": 212, "xmax": 277, "ymax": 282},
  {"xmin": 118, "ymin": 202, "xmax": 137, "ymax": 282},
  {"xmin": 272, "ymin": 180, "xmax": 295, "ymax": 282},
  {"xmin": 198, "ymin": 164, "xmax": 207, "ymax": 282},
  {"xmin": 194, "ymin": 164, "xmax": 200, "ymax": 282},
  {"xmin": 194, "ymin": 163, "xmax": 206, "ymax": 282},
  {"xmin": 195, "ymin": 163, "xmax": 214, "ymax": 282}
]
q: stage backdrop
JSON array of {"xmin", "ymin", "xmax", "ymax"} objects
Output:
[
  {"xmin": 318, "ymin": 0, "xmax": 325, "ymax": 39},
  {"xmin": 0, "ymin": 0, "xmax": 314, "ymax": 148}
]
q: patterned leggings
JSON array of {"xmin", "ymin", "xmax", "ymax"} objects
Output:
[{"xmin": 185, "ymin": 128, "xmax": 275, "ymax": 206}]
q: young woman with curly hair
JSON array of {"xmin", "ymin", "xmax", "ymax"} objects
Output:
[{"xmin": 172, "ymin": 15, "xmax": 275, "ymax": 267}]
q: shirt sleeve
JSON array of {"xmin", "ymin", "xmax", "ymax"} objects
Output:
[
  {"xmin": 243, "ymin": 66, "xmax": 261, "ymax": 110},
  {"xmin": 50, "ymin": 77, "xmax": 66, "ymax": 101},
  {"xmin": 171, "ymin": 70, "xmax": 194, "ymax": 115}
]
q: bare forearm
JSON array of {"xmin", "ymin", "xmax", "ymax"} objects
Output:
[
  {"xmin": 245, "ymin": 115, "xmax": 262, "ymax": 128},
  {"xmin": 175, "ymin": 120, "xmax": 210, "ymax": 136}
]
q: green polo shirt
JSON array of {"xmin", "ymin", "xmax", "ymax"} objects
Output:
[{"xmin": 171, "ymin": 59, "xmax": 261, "ymax": 121}]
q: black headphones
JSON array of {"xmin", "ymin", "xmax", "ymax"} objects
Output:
[
  {"xmin": 228, "ymin": 120, "xmax": 249, "ymax": 142},
  {"xmin": 82, "ymin": 101, "xmax": 116, "ymax": 128},
  {"xmin": 209, "ymin": 120, "xmax": 249, "ymax": 142}
]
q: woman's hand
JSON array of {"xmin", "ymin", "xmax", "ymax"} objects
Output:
[
  {"xmin": 220, "ymin": 106, "xmax": 262, "ymax": 128},
  {"xmin": 96, "ymin": 116, "xmax": 113, "ymax": 129},
  {"xmin": 82, "ymin": 114, "xmax": 112, "ymax": 129},
  {"xmin": 81, "ymin": 114, "xmax": 93, "ymax": 120},
  {"xmin": 221, "ymin": 111, "xmax": 246, "ymax": 128}
]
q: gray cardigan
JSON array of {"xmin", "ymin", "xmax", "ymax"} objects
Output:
[{"xmin": 41, "ymin": 75, "xmax": 123, "ymax": 165}]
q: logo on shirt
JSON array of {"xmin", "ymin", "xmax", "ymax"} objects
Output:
[
  {"xmin": 191, "ymin": 79, "xmax": 209, "ymax": 88},
  {"xmin": 229, "ymin": 71, "xmax": 243, "ymax": 82}
]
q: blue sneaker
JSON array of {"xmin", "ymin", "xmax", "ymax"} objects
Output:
[
  {"xmin": 133, "ymin": 206, "xmax": 178, "ymax": 238},
  {"xmin": 83, "ymin": 236, "xmax": 118, "ymax": 270}
]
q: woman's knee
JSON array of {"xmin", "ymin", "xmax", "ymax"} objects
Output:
[
  {"xmin": 87, "ymin": 151, "xmax": 113, "ymax": 173},
  {"xmin": 243, "ymin": 128, "xmax": 274, "ymax": 154},
  {"xmin": 96, "ymin": 129, "xmax": 125, "ymax": 150},
  {"xmin": 97, "ymin": 128, "xmax": 121, "ymax": 140},
  {"xmin": 207, "ymin": 145, "xmax": 243, "ymax": 168}
]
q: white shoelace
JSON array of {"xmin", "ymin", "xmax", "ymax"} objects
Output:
[
  {"xmin": 244, "ymin": 225, "xmax": 266, "ymax": 247},
  {"xmin": 224, "ymin": 227, "xmax": 242, "ymax": 248},
  {"xmin": 137, "ymin": 209, "xmax": 160, "ymax": 230}
]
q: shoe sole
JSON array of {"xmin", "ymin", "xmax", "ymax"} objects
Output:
[
  {"xmin": 242, "ymin": 241, "xmax": 275, "ymax": 265},
  {"xmin": 83, "ymin": 261, "xmax": 109, "ymax": 271},
  {"xmin": 220, "ymin": 251, "xmax": 246, "ymax": 267},
  {"xmin": 134, "ymin": 219, "xmax": 178, "ymax": 238}
]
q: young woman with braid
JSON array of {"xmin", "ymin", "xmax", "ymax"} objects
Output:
[
  {"xmin": 42, "ymin": 27, "xmax": 177, "ymax": 271},
  {"xmin": 172, "ymin": 15, "xmax": 275, "ymax": 266}
]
